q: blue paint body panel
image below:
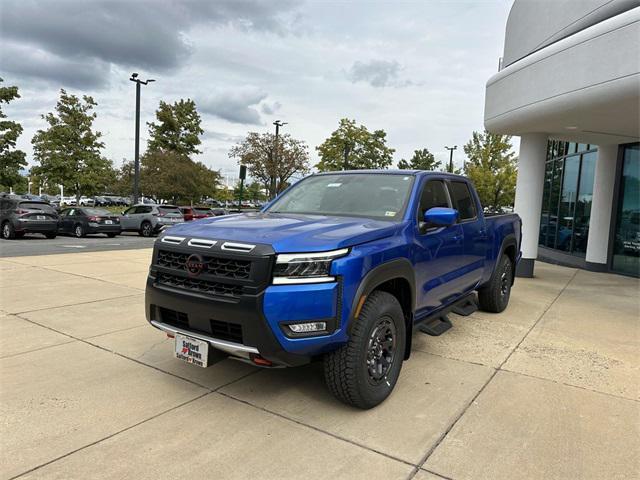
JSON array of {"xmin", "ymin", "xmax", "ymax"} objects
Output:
[{"xmin": 162, "ymin": 171, "xmax": 522, "ymax": 358}]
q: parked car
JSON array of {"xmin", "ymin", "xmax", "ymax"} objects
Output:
[
  {"xmin": 93, "ymin": 196, "xmax": 109, "ymax": 207},
  {"xmin": 1, "ymin": 198, "xmax": 59, "ymax": 239},
  {"xmin": 179, "ymin": 206, "xmax": 194, "ymax": 221},
  {"xmin": 57, "ymin": 207, "xmax": 121, "ymax": 238},
  {"xmin": 192, "ymin": 206, "xmax": 226, "ymax": 218},
  {"xmin": 120, "ymin": 204, "xmax": 184, "ymax": 237},
  {"xmin": 145, "ymin": 171, "xmax": 522, "ymax": 409}
]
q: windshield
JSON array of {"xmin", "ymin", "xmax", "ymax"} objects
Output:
[
  {"xmin": 158, "ymin": 206, "xmax": 181, "ymax": 215},
  {"xmin": 19, "ymin": 202, "xmax": 56, "ymax": 213},
  {"xmin": 267, "ymin": 173, "xmax": 415, "ymax": 221},
  {"xmin": 84, "ymin": 208, "xmax": 110, "ymax": 216}
]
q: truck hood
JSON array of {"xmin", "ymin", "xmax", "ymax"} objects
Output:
[{"xmin": 164, "ymin": 212, "xmax": 400, "ymax": 253}]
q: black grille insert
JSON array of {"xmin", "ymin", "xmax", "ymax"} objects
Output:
[
  {"xmin": 156, "ymin": 272, "xmax": 243, "ymax": 297},
  {"xmin": 159, "ymin": 307, "xmax": 189, "ymax": 329},
  {"xmin": 157, "ymin": 250, "xmax": 251, "ymax": 279},
  {"xmin": 210, "ymin": 320, "xmax": 243, "ymax": 343}
]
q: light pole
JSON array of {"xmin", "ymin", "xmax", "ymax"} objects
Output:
[
  {"xmin": 272, "ymin": 120, "xmax": 287, "ymax": 198},
  {"xmin": 445, "ymin": 145, "xmax": 457, "ymax": 173},
  {"xmin": 129, "ymin": 73, "xmax": 155, "ymax": 205}
]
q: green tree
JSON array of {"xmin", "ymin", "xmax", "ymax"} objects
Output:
[
  {"xmin": 0, "ymin": 79, "xmax": 27, "ymax": 191},
  {"xmin": 147, "ymin": 99, "xmax": 204, "ymax": 156},
  {"xmin": 315, "ymin": 118, "xmax": 394, "ymax": 171},
  {"xmin": 397, "ymin": 148, "xmax": 441, "ymax": 171},
  {"xmin": 463, "ymin": 130, "xmax": 517, "ymax": 212},
  {"xmin": 140, "ymin": 150, "xmax": 220, "ymax": 204},
  {"xmin": 229, "ymin": 132, "xmax": 310, "ymax": 198},
  {"xmin": 31, "ymin": 89, "xmax": 114, "ymax": 202}
]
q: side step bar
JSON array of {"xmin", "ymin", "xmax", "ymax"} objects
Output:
[{"xmin": 416, "ymin": 293, "xmax": 478, "ymax": 337}]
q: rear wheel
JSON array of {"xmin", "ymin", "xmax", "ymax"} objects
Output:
[
  {"xmin": 139, "ymin": 221, "xmax": 153, "ymax": 237},
  {"xmin": 323, "ymin": 290, "xmax": 405, "ymax": 409},
  {"xmin": 74, "ymin": 224, "xmax": 85, "ymax": 238},
  {"xmin": 2, "ymin": 221, "xmax": 15, "ymax": 240},
  {"xmin": 478, "ymin": 254, "xmax": 513, "ymax": 313}
]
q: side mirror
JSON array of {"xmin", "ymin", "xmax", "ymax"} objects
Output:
[{"xmin": 423, "ymin": 207, "xmax": 458, "ymax": 227}]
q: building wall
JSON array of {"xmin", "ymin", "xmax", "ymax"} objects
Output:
[
  {"xmin": 503, "ymin": 0, "xmax": 640, "ymax": 67},
  {"xmin": 486, "ymin": 5, "xmax": 640, "ymax": 145}
]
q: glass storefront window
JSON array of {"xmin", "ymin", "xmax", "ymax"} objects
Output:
[
  {"xmin": 572, "ymin": 152, "xmax": 596, "ymax": 255},
  {"xmin": 539, "ymin": 140, "xmax": 597, "ymax": 256},
  {"xmin": 612, "ymin": 144, "xmax": 640, "ymax": 276},
  {"xmin": 557, "ymin": 155, "xmax": 579, "ymax": 251}
]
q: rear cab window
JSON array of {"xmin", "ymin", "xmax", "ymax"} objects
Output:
[{"xmin": 448, "ymin": 181, "xmax": 477, "ymax": 221}]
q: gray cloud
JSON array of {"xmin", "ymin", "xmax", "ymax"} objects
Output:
[
  {"xmin": 0, "ymin": 0, "xmax": 300, "ymax": 87},
  {"xmin": 199, "ymin": 88, "xmax": 268, "ymax": 125},
  {"xmin": 347, "ymin": 59, "xmax": 410, "ymax": 88},
  {"xmin": 201, "ymin": 130, "xmax": 246, "ymax": 143},
  {"xmin": 1, "ymin": 42, "xmax": 110, "ymax": 90},
  {"xmin": 261, "ymin": 101, "xmax": 282, "ymax": 115}
]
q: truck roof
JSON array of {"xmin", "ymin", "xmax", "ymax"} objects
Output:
[{"xmin": 313, "ymin": 169, "xmax": 469, "ymax": 180}]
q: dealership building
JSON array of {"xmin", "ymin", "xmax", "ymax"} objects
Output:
[{"xmin": 485, "ymin": 0, "xmax": 639, "ymax": 277}]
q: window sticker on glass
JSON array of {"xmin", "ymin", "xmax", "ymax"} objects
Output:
[
  {"xmin": 385, "ymin": 211, "xmax": 397, "ymax": 217},
  {"xmin": 327, "ymin": 183, "xmax": 342, "ymax": 188}
]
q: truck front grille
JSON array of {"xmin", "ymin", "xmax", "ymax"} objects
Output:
[
  {"xmin": 156, "ymin": 272, "xmax": 244, "ymax": 298},
  {"xmin": 157, "ymin": 250, "xmax": 251, "ymax": 279}
]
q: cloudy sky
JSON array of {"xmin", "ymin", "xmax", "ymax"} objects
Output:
[{"xmin": 0, "ymin": 0, "xmax": 513, "ymax": 184}]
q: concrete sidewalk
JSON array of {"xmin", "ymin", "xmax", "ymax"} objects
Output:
[{"xmin": 1, "ymin": 249, "xmax": 638, "ymax": 479}]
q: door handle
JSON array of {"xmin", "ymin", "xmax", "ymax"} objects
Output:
[{"xmin": 453, "ymin": 234, "xmax": 463, "ymax": 242}]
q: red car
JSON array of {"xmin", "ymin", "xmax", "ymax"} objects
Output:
[{"xmin": 179, "ymin": 206, "xmax": 194, "ymax": 221}]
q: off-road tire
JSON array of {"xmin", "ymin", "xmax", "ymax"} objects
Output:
[
  {"xmin": 139, "ymin": 221, "xmax": 153, "ymax": 237},
  {"xmin": 478, "ymin": 254, "xmax": 513, "ymax": 313},
  {"xmin": 323, "ymin": 290, "xmax": 406, "ymax": 409},
  {"xmin": 2, "ymin": 221, "xmax": 16, "ymax": 240}
]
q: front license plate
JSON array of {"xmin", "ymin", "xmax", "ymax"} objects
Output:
[
  {"xmin": 105, "ymin": 220, "xmax": 113, "ymax": 225},
  {"xmin": 36, "ymin": 215, "xmax": 45, "ymax": 220},
  {"xmin": 174, "ymin": 333, "xmax": 209, "ymax": 368}
]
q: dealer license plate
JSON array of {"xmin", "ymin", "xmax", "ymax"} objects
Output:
[
  {"xmin": 105, "ymin": 220, "xmax": 113, "ymax": 225},
  {"xmin": 174, "ymin": 333, "xmax": 209, "ymax": 368}
]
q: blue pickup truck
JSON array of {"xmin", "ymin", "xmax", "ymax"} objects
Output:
[{"xmin": 146, "ymin": 171, "xmax": 521, "ymax": 408}]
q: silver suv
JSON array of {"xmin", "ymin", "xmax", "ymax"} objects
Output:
[{"xmin": 120, "ymin": 204, "xmax": 184, "ymax": 237}]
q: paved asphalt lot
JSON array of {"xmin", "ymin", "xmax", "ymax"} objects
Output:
[
  {"xmin": 1, "ymin": 250, "xmax": 638, "ymax": 480},
  {"xmin": 0, "ymin": 232, "xmax": 156, "ymax": 257}
]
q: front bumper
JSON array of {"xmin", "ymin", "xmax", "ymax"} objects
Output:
[{"xmin": 146, "ymin": 276, "xmax": 321, "ymax": 366}]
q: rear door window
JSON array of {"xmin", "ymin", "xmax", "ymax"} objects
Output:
[{"xmin": 448, "ymin": 181, "xmax": 477, "ymax": 221}]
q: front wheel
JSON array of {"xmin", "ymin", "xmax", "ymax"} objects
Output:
[
  {"xmin": 139, "ymin": 221, "xmax": 153, "ymax": 237},
  {"xmin": 477, "ymin": 254, "xmax": 513, "ymax": 313},
  {"xmin": 323, "ymin": 290, "xmax": 406, "ymax": 409},
  {"xmin": 2, "ymin": 221, "xmax": 16, "ymax": 240}
]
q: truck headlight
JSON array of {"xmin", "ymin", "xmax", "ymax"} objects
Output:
[{"xmin": 272, "ymin": 248, "xmax": 349, "ymax": 285}]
